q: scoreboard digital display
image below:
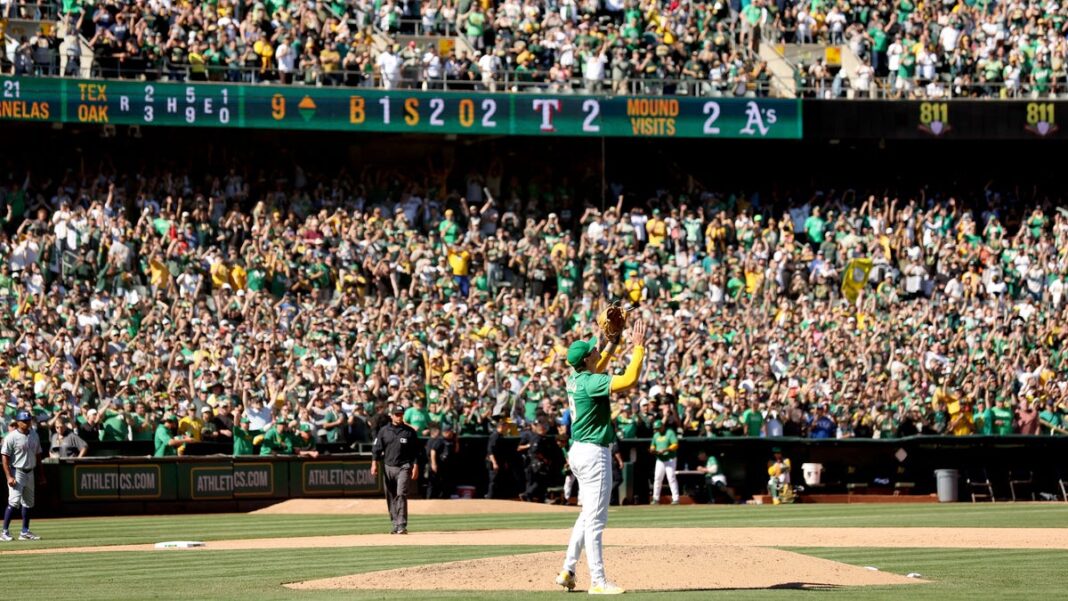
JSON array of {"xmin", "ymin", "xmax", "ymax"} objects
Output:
[
  {"xmin": 803, "ymin": 98, "xmax": 1068, "ymax": 140},
  {"xmin": 0, "ymin": 76, "xmax": 803, "ymax": 139}
]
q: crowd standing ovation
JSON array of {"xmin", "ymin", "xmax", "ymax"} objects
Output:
[
  {"xmin": 0, "ymin": 160, "xmax": 1066, "ymax": 460},
  {"xmin": 6, "ymin": 0, "xmax": 1068, "ymax": 97},
  {"xmin": 7, "ymin": 0, "xmax": 780, "ymax": 96}
]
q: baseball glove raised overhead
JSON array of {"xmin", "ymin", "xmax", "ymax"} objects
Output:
[{"xmin": 597, "ymin": 304, "xmax": 627, "ymax": 344}]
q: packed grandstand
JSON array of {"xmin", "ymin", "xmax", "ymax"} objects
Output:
[
  {"xmin": 3, "ymin": 0, "xmax": 1065, "ymax": 98},
  {"xmin": 0, "ymin": 145, "xmax": 1064, "ymax": 461}
]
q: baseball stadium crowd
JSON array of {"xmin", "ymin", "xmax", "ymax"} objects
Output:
[
  {"xmin": 799, "ymin": 0, "xmax": 1068, "ymax": 99},
  {"xmin": 0, "ymin": 154, "xmax": 1067, "ymax": 467},
  {"xmin": 8, "ymin": 0, "xmax": 1068, "ymax": 97},
  {"xmin": 4, "ymin": 0, "xmax": 775, "ymax": 96}
]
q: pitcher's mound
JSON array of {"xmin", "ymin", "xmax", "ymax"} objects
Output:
[
  {"xmin": 287, "ymin": 545, "xmax": 925, "ymax": 592},
  {"xmin": 253, "ymin": 498, "xmax": 576, "ymax": 515}
]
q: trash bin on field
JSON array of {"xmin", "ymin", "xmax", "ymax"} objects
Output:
[{"xmin": 935, "ymin": 469, "xmax": 959, "ymax": 502}]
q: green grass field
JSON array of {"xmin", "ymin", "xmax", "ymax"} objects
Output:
[{"xmin": 3, "ymin": 504, "xmax": 1065, "ymax": 600}]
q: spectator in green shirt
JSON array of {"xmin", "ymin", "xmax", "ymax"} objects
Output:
[
  {"xmin": 130, "ymin": 402, "xmax": 156, "ymax": 441},
  {"xmin": 1037, "ymin": 401, "xmax": 1067, "ymax": 435},
  {"xmin": 259, "ymin": 419, "xmax": 295, "ymax": 455},
  {"xmin": 463, "ymin": 6, "xmax": 486, "ymax": 51},
  {"xmin": 153, "ymin": 414, "xmax": 189, "ymax": 457},
  {"xmin": 614, "ymin": 403, "xmax": 637, "ymax": 439},
  {"xmin": 404, "ymin": 399, "xmax": 431, "ymax": 436},
  {"xmin": 991, "ymin": 398, "xmax": 1015, "ymax": 435},
  {"xmin": 232, "ymin": 407, "xmax": 256, "ymax": 456},
  {"xmin": 741, "ymin": 399, "xmax": 765, "ymax": 437},
  {"xmin": 975, "ymin": 400, "xmax": 994, "ymax": 435},
  {"xmin": 99, "ymin": 400, "xmax": 133, "ymax": 442},
  {"xmin": 438, "ymin": 209, "xmax": 460, "ymax": 245},
  {"xmin": 804, "ymin": 206, "xmax": 826, "ymax": 246}
]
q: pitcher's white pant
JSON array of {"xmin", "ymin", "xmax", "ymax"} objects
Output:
[
  {"xmin": 653, "ymin": 457, "xmax": 679, "ymax": 503},
  {"xmin": 562, "ymin": 441, "xmax": 612, "ymax": 586}
]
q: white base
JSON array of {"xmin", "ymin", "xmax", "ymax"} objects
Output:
[{"xmin": 154, "ymin": 541, "xmax": 206, "ymax": 549}]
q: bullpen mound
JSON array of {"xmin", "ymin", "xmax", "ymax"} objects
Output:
[
  {"xmin": 287, "ymin": 544, "xmax": 924, "ymax": 592},
  {"xmin": 253, "ymin": 498, "xmax": 577, "ymax": 515}
]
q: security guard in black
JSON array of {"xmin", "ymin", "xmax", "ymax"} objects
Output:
[{"xmin": 371, "ymin": 405, "xmax": 422, "ymax": 534}]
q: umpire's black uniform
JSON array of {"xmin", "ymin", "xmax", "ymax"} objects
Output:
[{"xmin": 372, "ymin": 407, "xmax": 423, "ymax": 534}]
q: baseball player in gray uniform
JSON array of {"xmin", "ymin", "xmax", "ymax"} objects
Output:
[{"xmin": 2, "ymin": 411, "xmax": 43, "ymax": 541}]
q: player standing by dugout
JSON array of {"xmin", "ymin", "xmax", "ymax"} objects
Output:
[
  {"xmin": 556, "ymin": 310, "xmax": 646, "ymax": 595},
  {"xmin": 2, "ymin": 412, "xmax": 43, "ymax": 541}
]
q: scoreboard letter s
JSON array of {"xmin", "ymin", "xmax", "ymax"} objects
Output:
[
  {"xmin": 405, "ymin": 98, "xmax": 420, "ymax": 125},
  {"xmin": 350, "ymin": 96, "xmax": 365, "ymax": 124},
  {"xmin": 271, "ymin": 94, "xmax": 285, "ymax": 120}
]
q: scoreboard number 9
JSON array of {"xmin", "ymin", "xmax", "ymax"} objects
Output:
[{"xmin": 272, "ymin": 94, "xmax": 285, "ymax": 120}]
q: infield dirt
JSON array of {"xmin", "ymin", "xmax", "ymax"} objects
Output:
[
  {"xmin": 4, "ymin": 524, "xmax": 1066, "ymax": 556},
  {"xmin": 287, "ymin": 544, "xmax": 925, "ymax": 592}
]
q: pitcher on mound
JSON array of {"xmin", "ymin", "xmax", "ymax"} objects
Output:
[{"xmin": 556, "ymin": 310, "xmax": 646, "ymax": 595}]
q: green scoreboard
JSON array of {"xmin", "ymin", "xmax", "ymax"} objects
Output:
[{"xmin": 0, "ymin": 77, "xmax": 803, "ymax": 139}]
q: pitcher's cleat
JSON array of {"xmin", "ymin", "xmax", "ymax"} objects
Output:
[
  {"xmin": 18, "ymin": 531, "xmax": 40, "ymax": 541},
  {"xmin": 0, "ymin": 531, "xmax": 11, "ymax": 542},
  {"xmin": 555, "ymin": 570, "xmax": 576, "ymax": 591},
  {"xmin": 588, "ymin": 582, "xmax": 625, "ymax": 595}
]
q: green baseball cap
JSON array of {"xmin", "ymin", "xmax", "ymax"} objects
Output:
[
  {"xmin": 566, "ymin": 337, "xmax": 598, "ymax": 370},
  {"xmin": 653, "ymin": 419, "xmax": 664, "ymax": 429}
]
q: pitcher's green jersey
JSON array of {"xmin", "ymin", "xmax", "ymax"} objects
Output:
[{"xmin": 567, "ymin": 371, "xmax": 615, "ymax": 447}]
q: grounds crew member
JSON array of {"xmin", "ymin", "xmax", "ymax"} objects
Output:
[
  {"xmin": 371, "ymin": 404, "xmax": 422, "ymax": 534},
  {"xmin": 556, "ymin": 318, "xmax": 646, "ymax": 595},
  {"xmin": 2, "ymin": 411, "xmax": 43, "ymax": 541}
]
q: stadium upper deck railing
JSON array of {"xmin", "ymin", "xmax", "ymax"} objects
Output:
[
  {"xmin": 6, "ymin": 55, "xmax": 1063, "ymax": 101},
  {"xmin": 4, "ymin": 57, "xmax": 783, "ymax": 98}
]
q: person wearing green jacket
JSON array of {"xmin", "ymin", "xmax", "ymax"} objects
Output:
[
  {"xmin": 232, "ymin": 407, "xmax": 256, "ymax": 456},
  {"xmin": 258, "ymin": 419, "xmax": 295, "ymax": 455},
  {"xmin": 153, "ymin": 414, "xmax": 190, "ymax": 457}
]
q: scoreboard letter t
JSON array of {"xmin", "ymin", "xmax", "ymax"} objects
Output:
[{"xmin": 532, "ymin": 99, "xmax": 561, "ymax": 132}]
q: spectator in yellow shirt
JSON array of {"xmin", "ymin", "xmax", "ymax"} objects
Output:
[
  {"xmin": 148, "ymin": 256, "xmax": 169, "ymax": 289},
  {"xmin": 320, "ymin": 41, "xmax": 341, "ymax": 84},
  {"xmin": 624, "ymin": 270, "xmax": 646, "ymax": 304},
  {"xmin": 447, "ymin": 245, "xmax": 471, "ymax": 297},
  {"xmin": 947, "ymin": 399, "xmax": 976, "ymax": 436},
  {"xmin": 210, "ymin": 258, "xmax": 232, "ymax": 290},
  {"xmin": 230, "ymin": 260, "xmax": 248, "ymax": 290},
  {"xmin": 646, "ymin": 209, "xmax": 667, "ymax": 247},
  {"xmin": 178, "ymin": 406, "xmax": 205, "ymax": 441}
]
